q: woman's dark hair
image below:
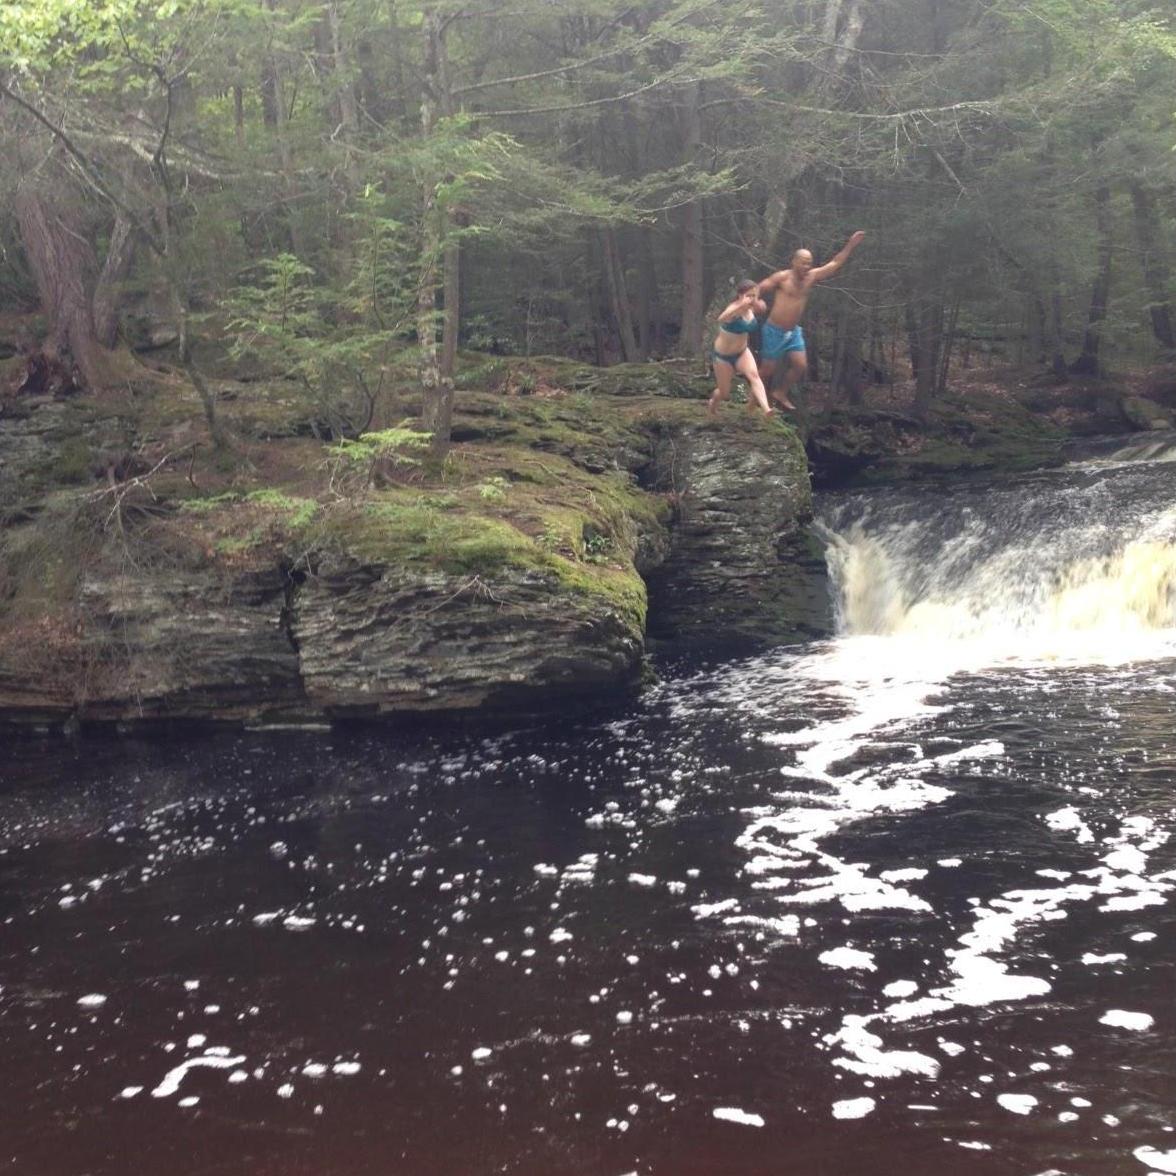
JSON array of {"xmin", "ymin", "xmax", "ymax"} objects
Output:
[{"xmin": 735, "ymin": 279, "xmax": 757, "ymax": 295}]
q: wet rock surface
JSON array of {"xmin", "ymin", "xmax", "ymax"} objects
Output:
[{"xmin": 0, "ymin": 367, "xmax": 826, "ymax": 726}]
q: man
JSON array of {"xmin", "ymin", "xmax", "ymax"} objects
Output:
[{"xmin": 755, "ymin": 230, "xmax": 866, "ymax": 410}]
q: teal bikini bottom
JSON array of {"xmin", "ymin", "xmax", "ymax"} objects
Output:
[{"xmin": 712, "ymin": 349, "xmax": 744, "ymax": 367}]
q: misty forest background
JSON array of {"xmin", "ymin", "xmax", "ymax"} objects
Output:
[{"xmin": 1, "ymin": 0, "xmax": 1175, "ymax": 453}]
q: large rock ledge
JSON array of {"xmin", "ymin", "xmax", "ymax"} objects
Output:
[{"xmin": 0, "ymin": 366, "xmax": 829, "ymax": 728}]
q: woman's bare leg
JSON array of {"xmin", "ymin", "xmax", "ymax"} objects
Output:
[
  {"xmin": 736, "ymin": 351, "xmax": 773, "ymax": 416},
  {"xmin": 707, "ymin": 359, "xmax": 734, "ymax": 416}
]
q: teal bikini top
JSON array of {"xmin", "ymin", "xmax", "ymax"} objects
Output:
[{"xmin": 719, "ymin": 314, "xmax": 757, "ymax": 334}]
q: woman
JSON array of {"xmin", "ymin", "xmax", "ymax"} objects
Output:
[{"xmin": 706, "ymin": 279, "xmax": 772, "ymax": 418}]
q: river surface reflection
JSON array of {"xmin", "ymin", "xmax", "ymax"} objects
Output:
[{"xmin": 2, "ymin": 641, "xmax": 1175, "ymax": 1175}]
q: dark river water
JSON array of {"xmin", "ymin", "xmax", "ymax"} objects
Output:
[{"xmin": 3, "ymin": 454, "xmax": 1176, "ymax": 1176}]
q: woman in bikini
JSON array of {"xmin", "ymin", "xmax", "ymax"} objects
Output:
[{"xmin": 706, "ymin": 279, "xmax": 772, "ymax": 418}]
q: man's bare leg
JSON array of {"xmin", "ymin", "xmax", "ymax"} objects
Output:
[{"xmin": 772, "ymin": 350, "xmax": 806, "ymax": 411}]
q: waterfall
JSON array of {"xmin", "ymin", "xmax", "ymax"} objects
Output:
[{"xmin": 817, "ymin": 453, "xmax": 1176, "ymax": 664}]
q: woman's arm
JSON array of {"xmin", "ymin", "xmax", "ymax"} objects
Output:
[{"xmin": 716, "ymin": 292, "xmax": 757, "ymax": 322}]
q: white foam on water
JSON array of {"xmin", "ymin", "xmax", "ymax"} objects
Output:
[
  {"xmin": 1099, "ymin": 1010, "xmax": 1153, "ymax": 1031},
  {"xmin": 997, "ymin": 1093, "xmax": 1037, "ymax": 1115},
  {"xmin": 819, "ymin": 947, "xmax": 876, "ymax": 972},
  {"xmin": 882, "ymin": 980, "xmax": 918, "ymax": 998},
  {"xmin": 77, "ymin": 994, "xmax": 106, "ymax": 1008},
  {"xmin": 712, "ymin": 1107, "xmax": 764, "ymax": 1127},
  {"xmin": 832, "ymin": 1097, "xmax": 875, "ymax": 1119},
  {"xmin": 151, "ymin": 1052, "xmax": 246, "ymax": 1098},
  {"xmin": 1082, "ymin": 952, "xmax": 1127, "ymax": 965},
  {"xmin": 1135, "ymin": 1146, "xmax": 1176, "ymax": 1173}
]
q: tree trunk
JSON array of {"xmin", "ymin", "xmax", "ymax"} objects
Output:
[
  {"xmin": 418, "ymin": 7, "xmax": 454, "ymax": 454},
  {"xmin": 1071, "ymin": 183, "xmax": 1113, "ymax": 376},
  {"xmin": 93, "ymin": 211, "xmax": 136, "ymax": 349},
  {"xmin": 1129, "ymin": 181, "xmax": 1175, "ymax": 350},
  {"xmin": 677, "ymin": 82, "xmax": 705, "ymax": 358},
  {"xmin": 440, "ymin": 240, "xmax": 460, "ymax": 379},
  {"xmin": 327, "ymin": 0, "xmax": 362, "ymax": 192},
  {"xmin": 264, "ymin": 0, "xmax": 306, "ymax": 257},
  {"xmin": 602, "ymin": 228, "xmax": 639, "ymax": 362},
  {"xmin": 14, "ymin": 186, "xmax": 111, "ymax": 391},
  {"xmin": 908, "ymin": 296, "xmax": 943, "ymax": 413}
]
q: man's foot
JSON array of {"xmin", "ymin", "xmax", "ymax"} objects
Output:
[{"xmin": 772, "ymin": 394, "xmax": 797, "ymax": 411}]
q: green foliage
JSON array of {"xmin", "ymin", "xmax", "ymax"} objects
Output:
[
  {"xmin": 476, "ymin": 475, "xmax": 509, "ymax": 502},
  {"xmin": 326, "ymin": 426, "xmax": 433, "ymax": 492},
  {"xmin": 225, "ymin": 196, "xmax": 417, "ymax": 438}
]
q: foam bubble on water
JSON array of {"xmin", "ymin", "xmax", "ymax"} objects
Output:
[
  {"xmin": 118, "ymin": 1086, "xmax": 143, "ymax": 1099},
  {"xmin": 937, "ymin": 858, "xmax": 962, "ymax": 868},
  {"xmin": 832, "ymin": 1097, "xmax": 875, "ymax": 1119},
  {"xmin": 1045, "ymin": 807, "xmax": 1095, "ymax": 843},
  {"xmin": 692, "ymin": 899, "xmax": 740, "ymax": 918},
  {"xmin": 332, "ymin": 1061, "xmax": 360, "ymax": 1076},
  {"xmin": 724, "ymin": 914, "xmax": 800, "ymax": 938},
  {"xmin": 1082, "ymin": 952, "xmax": 1127, "ymax": 965},
  {"xmin": 301, "ymin": 1063, "xmax": 327, "ymax": 1077},
  {"xmin": 996, "ymin": 1093, "xmax": 1037, "ymax": 1115},
  {"xmin": 77, "ymin": 994, "xmax": 106, "ymax": 1008},
  {"xmin": 533, "ymin": 864, "xmax": 558, "ymax": 877},
  {"xmin": 712, "ymin": 1107, "xmax": 764, "ymax": 1127},
  {"xmin": 151, "ymin": 1052, "xmax": 246, "ymax": 1097},
  {"xmin": 1058, "ymin": 1111, "xmax": 1079, "ymax": 1122},
  {"xmin": 958, "ymin": 1141, "xmax": 992, "ymax": 1150},
  {"xmin": 177, "ymin": 1096, "xmax": 199, "ymax": 1107},
  {"xmin": 283, "ymin": 915, "xmax": 316, "ymax": 931},
  {"xmin": 628, "ymin": 873, "xmax": 657, "ymax": 887},
  {"xmin": 827, "ymin": 1017, "xmax": 939, "ymax": 1079},
  {"xmin": 471, "ymin": 1047, "xmax": 492, "ymax": 1060},
  {"xmin": 570, "ymin": 1033, "xmax": 591, "ymax": 1047},
  {"xmin": 1134, "ymin": 1146, "xmax": 1176, "ymax": 1172},
  {"xmin": 277, "ymin": 1083, "xmax": 294, "ymax": 1098},
  {"xmin": 883, "ymin": 980, "xmax": 918, "ymax": 998},
  {"xmin": 186, "ymin": 1034, "xmax": 206, "ymax": 1049},
  {"xmin": 1132, "ymin": 931, "xmax": 1157, "ymax": 942},
  {"xmin": 1099, "ymin": 1009, "xmax": 1153, "ymax": 1031},
  {"xmin": 879, "ymin": 868, "xmax": 927, "ymax": 883},
  {"xmin": 819, "ymin": 947, "xmax": 876, "ymax": 971},
  {"xmin": 549, "ymin": 928, "xmax": 573, "ymax": 943}
]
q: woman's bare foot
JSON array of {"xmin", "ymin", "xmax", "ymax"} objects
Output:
[{"xmin": 772, "ymin": 394, "xmax": 797, "ymax": 411}]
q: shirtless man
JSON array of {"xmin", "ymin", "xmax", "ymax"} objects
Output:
[{"xmin": 756, "ymin": 230, "xmax": 866, "ymax": 410}]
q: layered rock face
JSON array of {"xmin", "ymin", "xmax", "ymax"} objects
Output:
[
  {"xmin": 642, "ymin": 422, "xmax": 830, "ymax": 644},
  {"xmin": 0, "ymin": 372, "xmax": 828, "ymax": 726},
  {"xmin": 291, "ymin": 559, "xmax": 645, "ymax": 716}
]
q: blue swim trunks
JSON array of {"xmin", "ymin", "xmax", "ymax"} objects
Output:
[{"xmin": 760, "ymin": 322, "xmax": 805, "ymax": 360}]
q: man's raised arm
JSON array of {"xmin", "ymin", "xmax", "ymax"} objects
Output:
[{"xmin": 809, "ymin": 230, "xmax": 866, "ymax": 283}]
